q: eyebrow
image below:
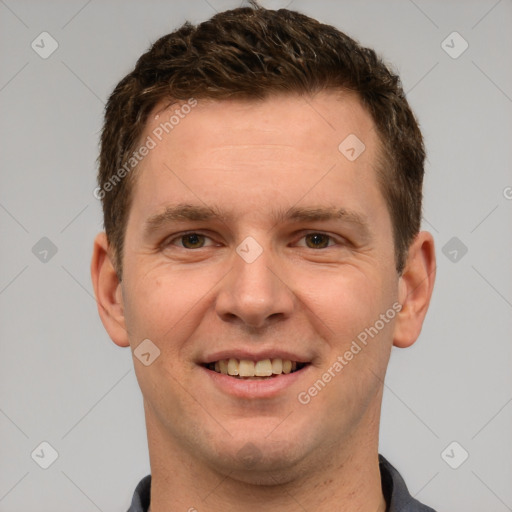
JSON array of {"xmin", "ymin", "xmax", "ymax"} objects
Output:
[{"xmin": 143, "ymin": 203, "xmax": 371, "ymax": 239}]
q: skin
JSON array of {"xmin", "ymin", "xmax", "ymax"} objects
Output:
[{"xmin": 91, "ymin": 91, "xmax": 435, "ymax": 512}]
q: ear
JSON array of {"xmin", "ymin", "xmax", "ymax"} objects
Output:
[
  {"xmin": 393, "ymin": 231, "xmax": 436, "ymax": 348},
  {"xmin": 90, "ymin": 232, "xmax": 130, "ymax": 347}
]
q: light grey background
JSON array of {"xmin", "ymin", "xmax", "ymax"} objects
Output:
[{"xmin": 1, "ymin": 0, "xmax": 511, "ymax": 511}]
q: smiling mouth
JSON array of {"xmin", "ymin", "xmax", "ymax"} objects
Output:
[{"xmin": 202, "ymin": 358, "xmax": 309, "ymax": 379}]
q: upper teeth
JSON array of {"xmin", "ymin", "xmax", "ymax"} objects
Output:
[{"xmin": 212, "ymin": 358, "xmax": 298, "ymax": 377}]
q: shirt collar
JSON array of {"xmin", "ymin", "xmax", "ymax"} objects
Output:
[{"xmin": 127, "ymin": 454, "xmax": 437, "ymax": 512}]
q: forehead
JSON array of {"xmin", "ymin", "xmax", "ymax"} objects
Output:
[
  {"xmin": 143, "ymin": 91, "xmax": 377, "ymax": 167},
  {"xmin": 128, "ymin": 91, "xmax": 383, "ymax": 224}
]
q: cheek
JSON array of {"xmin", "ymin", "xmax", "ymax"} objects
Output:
[
  {"xmin": 297, "ymin": 266, "xmax": 385, "ymax": 341},
  {"xmin": 121, "ymin": 261, "xmax": 223, "ymax": 348},
  {"xmin": 298, "ymin": 268, "xmax": 396, "ymax": 417}
]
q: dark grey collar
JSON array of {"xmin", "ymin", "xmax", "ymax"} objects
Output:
[{"xmin": 127, "ymin": 454, "xmax": 437, "ymax": 511}]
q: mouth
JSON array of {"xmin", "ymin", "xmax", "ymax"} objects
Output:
[{"xmin": 202, "ymin": 358, "xmax": 310, "ymax": 380}]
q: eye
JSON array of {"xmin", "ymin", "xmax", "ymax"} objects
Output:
[
  {"xmin": 168, "ymin": 232, "xmax": 214, "ymax": 249},
  {"xmin": 297, "ymin": 233, "xmax": 337, "ymax": 249}
]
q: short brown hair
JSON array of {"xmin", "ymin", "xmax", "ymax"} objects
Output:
[{"xmin": 98, "ymin": 3, "xmax": 425, "ymax": 278}]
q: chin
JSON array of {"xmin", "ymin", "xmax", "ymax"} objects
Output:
[{"xmin": 204, "ymin": 435, "xmax": 313, "ymax": 485}]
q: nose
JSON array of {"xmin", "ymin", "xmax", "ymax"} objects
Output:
[{"xmin": 215, "ymin": 243, "xmax": 295, "ymax": 329}]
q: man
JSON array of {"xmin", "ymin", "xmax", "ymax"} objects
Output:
[{"xmin": 91, "ymin": 3, "xmax": 436, "ymax": 511}]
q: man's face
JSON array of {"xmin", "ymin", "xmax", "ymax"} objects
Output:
[{"xmin": 118, "ymin": 92, "xmax": 400, "ymax": 479}]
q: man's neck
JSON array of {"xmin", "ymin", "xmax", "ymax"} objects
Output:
[
  {"xmin": 148, "ymin": 452, "xmax": 386, "ymax": 512},
  {"xmin": 145, "ymin": 412, "xmax": 387, "ymax": 512}
]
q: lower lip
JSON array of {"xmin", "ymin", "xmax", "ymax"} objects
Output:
[{"xmin": 199, "ymin": 365, "xmax": 312, "ymax": 399}]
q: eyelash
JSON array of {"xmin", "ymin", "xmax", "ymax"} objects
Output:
[{"xmin": 164, "ymin": 231, "xmax": 343, "ymax": 249}]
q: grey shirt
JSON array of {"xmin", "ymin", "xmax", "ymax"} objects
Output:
[{"xmin": 127, "ymin": 454, "xmax": 437, "ymax": 511}]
